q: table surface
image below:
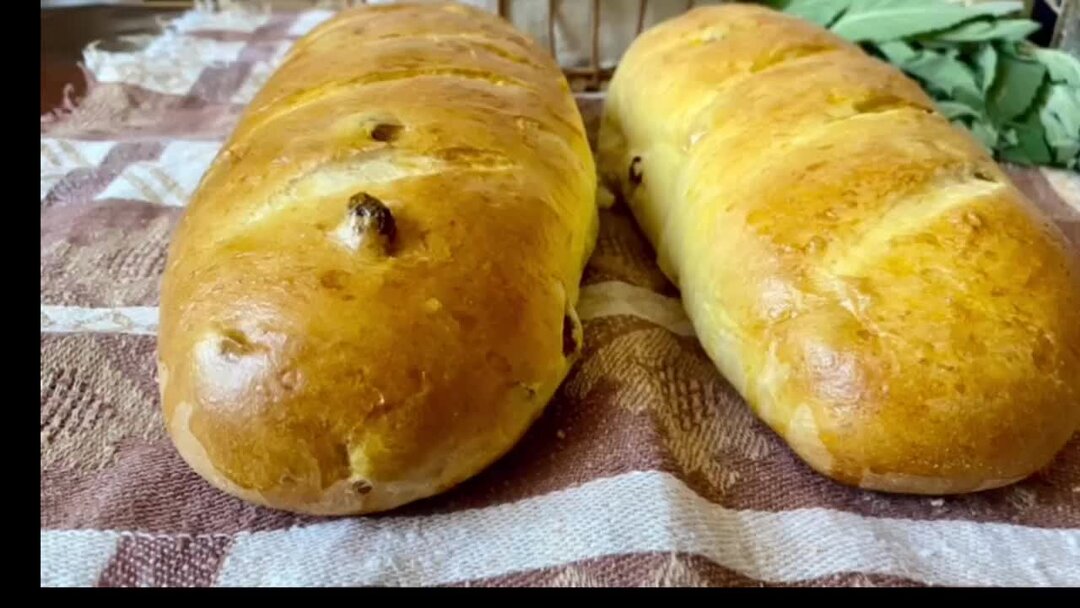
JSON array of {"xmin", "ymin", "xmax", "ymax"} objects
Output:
[{"xmin": 41, "ymin": 5, "xmax": 186, "ymax": 116}]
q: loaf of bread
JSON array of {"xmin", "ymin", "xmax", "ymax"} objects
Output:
[
  {"xmin": 157, "ymin": 2, "xmax": 597, "ymax": 515},
  {"xmin": 598, "ymin": 5, "xmax": 1080, "ymax": 494}
]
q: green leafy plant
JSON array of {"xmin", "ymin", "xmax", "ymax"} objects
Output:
[{"xmin": 764, "ymin": 0, "xmax": 1080, "ymax": 170}]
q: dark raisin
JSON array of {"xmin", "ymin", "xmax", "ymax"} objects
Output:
[
  {"xmin": 973, "ymin": 168, "xmax": 996, "ymax": 183},
  {"xmin": 319, "ymin": 270, "xmax": 346, "ymax": 290},
  {"xmin": 562, "ymin": 312, "xmax": 580, "ymax": 357},
  {"xmin": 628, "ymin": 156, "xmax": 643, "ymax": 185},
  {"xmin": 352, "ymin": 480, "xmax": 373, "ymax": 495},
  {"xmin": 371, "ymin": 123, "xmax": 403, "ymax": 143},
  {"xmin": 219, "ymin": 330, "xmax": 253, "ymax": 358},
  {"xmin": 348, "ymin": 192, "xmax": 397, "ymax": 243},
  {"xmin": 517, "ymin": 383, "xmax": 537, "ymax": 400}
]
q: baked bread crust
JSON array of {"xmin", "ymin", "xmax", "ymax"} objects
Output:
[
  {"xmin": 158, "ymin": 2, "xmax": 597, "ymax": 515},
  {"xmin": 599, "ymin": 4, "xmax": 1080, "ymax": 494}
]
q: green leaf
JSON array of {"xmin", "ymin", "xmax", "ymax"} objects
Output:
[
  {"xmin": 830, "ymin": 1, "xmax": 1025, "ymax": 43},
  {"xmin": 967, "ymin": 119, "xmax": 1000, "ymax": 150},
  {"xmin": 841, "ymin": 0, "xmax": 951, "ymax": 10},
  {"xmin": 875, "ymin": 40, "xmax": 918, "ymax": 63},
  {"xmin": 893, "ymin": 48, "xmax": 985, "ymax": 110},
  {"xmin": 1041, "ymin": 85, "xmax": 1080, "ymax": 140},
  {"xmin": 916, "ymin": 40, "xmax": 965, "ymax": 51},
  {"xmin": 989, "ymin": 55, "xmax": 1047, "ymax": 122},
  {"xmin": 777, "ymin": 0, "xmax": 852, "ymax": 27},
  {"xmin": 928, "ymin": 18, "xmax": 1040, "ymax": 43},
  {"xmin": 1039, "ymin": 84, "xmax": 1080, "ymax": 167},
  {"xmin": 974, "ymin": 44, "xmax": 998, "ymax": 94},
  {"xmin": 1031, "ymin": 48, "xmax": 1080, "ymax": 86},
  {"xmin": 937, "ymin": 100, "xmax": 981, "ymax": 120},
  {"xmin": 1000, "ymin": 110, "xmax": 1053, "ymax": 165}
]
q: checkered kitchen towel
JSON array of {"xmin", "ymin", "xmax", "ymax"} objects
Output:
[{"xmin": 40, "ymin": 4, "xmax": 1080, "ymax": 588}]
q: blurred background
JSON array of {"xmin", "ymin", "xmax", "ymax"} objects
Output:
[{"xmin": 41, "ymin": 0, "xmax": 1078, "ymax": 116}]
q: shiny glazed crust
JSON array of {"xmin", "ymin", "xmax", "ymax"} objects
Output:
[
  {"xmin": 157, "ymin": 2, "xmax": 597, "ymax": 515},
  {"xmin": 598, "ymin": 5, "xmax": 1080, "ymax": 494}
]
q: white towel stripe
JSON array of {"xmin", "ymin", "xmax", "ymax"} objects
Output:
[
  {"xmin": 40, "ymin": 471, "xmax": 1080, "ymax": 587},
  {"xmin": 40, "ymin": 306, "xmax": 159, "ymax": 336},
  {"xmin": 40, "ymin": 530, "xmax": 122, "ymax": 587},
  {"xmin": 214, "ymin": 470, "xmax": 1080, "ymax": 587},
  {"xmin": 577, "ymin": 281, "xmax": 692, "ymax": 336}
]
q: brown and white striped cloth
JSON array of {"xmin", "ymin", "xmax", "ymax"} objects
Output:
[{"xmin": 40, "ymin": 6, "xmax": 1080, "ymax": 588}]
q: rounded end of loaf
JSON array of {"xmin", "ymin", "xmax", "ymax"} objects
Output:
[
  {"xmin": 155, "ymin": 180, "xmax": 589, "ymax": 515},
  {"xmin": 783, "ymin": 399, "xmax": 1074, "ymax": 496},
  {"xmin": 157, "ymin": 269, "xmax": 583, "ymax": 515},
  {"xmin": 763, "ymin": 201, "xmax": 1080, "ymax": 495}
]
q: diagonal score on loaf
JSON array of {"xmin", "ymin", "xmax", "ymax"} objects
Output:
[
  {"xmin": 240, "ymin": 68, "xmax": 537, "ymax": 143},
  {"xmin": 216, "ymin": 148, "xmax": 509, "ymax": 239},
  {"xmin": 824, "ymin": 177, "xmax": 1006, "ymax": 277}
]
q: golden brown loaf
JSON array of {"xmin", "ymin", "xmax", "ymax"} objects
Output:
[
  {"xmin": 157, "ymin": 2, "xmax": 598, "ymax": 515},
  {"xmin": 598, "ymin": 5, "xmax": 1080, "ymax": 494}
]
